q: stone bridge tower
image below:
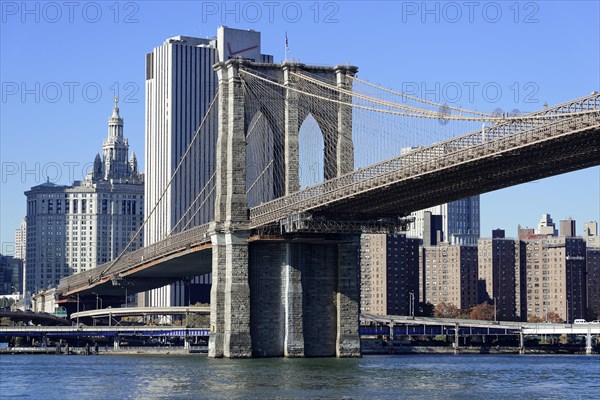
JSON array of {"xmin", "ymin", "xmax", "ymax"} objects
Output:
[{"xmin": 208, "ymin": 59, "xmax": 360, "ymax": 358}]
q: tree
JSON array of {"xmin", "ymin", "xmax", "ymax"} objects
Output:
[
  {"xmin": 469, "ymin": 302, "xmax": 495, "ymax": 320},
  {"xmin": 182, "ymin": 314, "xmax": 209, "ymax": 328},
  {"xmin": 417, "ymin": 302, "xmax": 434, "ymax": 317},
  {"xmin": 545, "ymin": 311, "xmax": 563, "ymax": 323},
  {"xmin": 528, "ymin": 315, "xmax": 544, "ymax": 323},
  {"xmin": 434, "ymin": 302, "xmax": 460, "ymax": 318},
  {"xmin": 0, "ymin": 297, "xmax": 14, "ymax": 310}
]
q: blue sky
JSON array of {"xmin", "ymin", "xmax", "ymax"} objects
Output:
[{"xmin": 1, "ymin": 1, "xmax": 599, "ymax": 252}]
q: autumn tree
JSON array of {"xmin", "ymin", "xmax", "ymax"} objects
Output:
[
  {"xmin": 434, "ymin": 302, "xmax": 460, "ymax": 318},
  {"xmin": 469, "ymin": 302, "xmax": 495, "ymax": 320},
  {"xmin": 528, "ymin": 315, "xmax": 544, "ymax": 323},
  {"xmin": 545, "ymin": 311, "xmax": 563, "ymax": 323}
]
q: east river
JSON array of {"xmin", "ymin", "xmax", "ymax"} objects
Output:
[{"xmin": 1, "ymin": 354, "xmax": 598, "ymax": 399}]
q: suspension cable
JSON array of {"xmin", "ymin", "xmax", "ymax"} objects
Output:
[{"xmin": 97, "ymin": 92, "xmax": 219, "ymax": 280}]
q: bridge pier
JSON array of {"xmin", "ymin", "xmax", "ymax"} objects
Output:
[
  {"xmin": 519, "ymin": 330, "xmax": 526, "ymax": 354},
  {"xmin": 211, "ymin": 236, "xmax": 361, "ymax": 358},
  {"xmin": 208, "ymin": 230, "xmax": 252, "ymax": 358},
  {"xmin": 453, "ymin": 323, "xmax": 460, "ymax": 354},
  {"xmin": 336, "ymin": 242, "xmax": 361, "ymax": 357},
  {"xmin": 247, "ymin": 237, "xmax": 361, "ymax": 358},
  {"xmin": 585, "ymin": 330, "xmax": 592, "ymax": 355}
]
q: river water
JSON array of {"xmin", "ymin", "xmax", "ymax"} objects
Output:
[{"xmin": 1, "ymin": 354, "xmax": 598, "ymax": 399}]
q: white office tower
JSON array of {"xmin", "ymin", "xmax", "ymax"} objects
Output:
[
  {"xmin": 142, "ymin": 27, "xmax": 273, "ymax": 307},
  {"xmin": 14, "ymin": 218, "xmax": 26, "ymax": 261},
  {"xmin": 583, "ymin": 221, "xmax": 600, "ymax": 248},
  {"xmin": 537, "ymin": 213, "xmax": 558, "ymax": 236},
  {"xmin": 406, "ymin": 196, "xmax": 480, "ymax": 245}
]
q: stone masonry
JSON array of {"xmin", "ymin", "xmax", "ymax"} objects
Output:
[{"xmin": 208, "ymin": 59, "xmax": 360, "ymax": 358}]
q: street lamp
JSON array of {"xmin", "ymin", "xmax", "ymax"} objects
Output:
[
  {"xmin": 92, "ymin": 292, "xmax": 102, "ymax": 309},
  {"xmin": 409, "ymin": 292, "xmax": 415, "ymax": 319},
  {"xmin": 494, "ymin": 297, "xmax": 497, "ymax": 322}
]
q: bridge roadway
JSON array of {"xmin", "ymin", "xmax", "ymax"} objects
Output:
[
  {"xmin": 71, "ymin": 306, "xmax": 210, "ymax": 320},
  {"xmin": 361, "ymin": 315, "xmax": 599, "ymax": 354},
  {"xmin": 360, "ymin": 314, "xmax": 600, "ymax": 336},
  {"xmin": 56, "ymin": 94, "xmax": 600, "ymax": 300},
  {"xmin": 0, "ymin": 310, "xmax": 70, "ymax": 326},
  {"xmin": 0, "ymin": 325, "xmax": 210, "ymax": 338},
  {"xmin": 2, "ymin": 315, "xmax": 596, "ymax": 343}
]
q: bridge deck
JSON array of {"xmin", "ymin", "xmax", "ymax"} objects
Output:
[
  {"xmin": 57, "ymin": 94, "xmax": 600, "ymax": 299},
  {"xmin": 71, "ymin": 306, "xmax": 210, "ymax": 320}
]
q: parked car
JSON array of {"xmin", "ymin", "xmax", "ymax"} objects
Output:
[{"xmin": 573, "ymin": 319, "xmax": 587, "ymax": 324}]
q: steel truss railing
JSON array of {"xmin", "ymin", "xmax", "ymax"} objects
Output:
[{"xmin": 58, "ymin": 224, "xmax": 211, "ymax": 293}]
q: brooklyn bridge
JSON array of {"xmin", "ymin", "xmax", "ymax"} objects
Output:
[{"xmin": 57, "ymin": 59, "xmax": 600, "ymax": 358}]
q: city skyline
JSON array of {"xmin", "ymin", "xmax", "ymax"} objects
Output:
[{"xmin": 1, "ymin": 1, "xmax": 599, "ymax": 251}]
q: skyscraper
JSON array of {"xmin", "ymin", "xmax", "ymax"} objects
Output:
[
  {"xmin": 24, "ymin": 101, "xmax": 143, "ymax": 295},
  {"xmin": 406, "ymin": 197, "xmax": 480, "ymax": 245},
  {"xmin": 519, "ymin": 236, "xmax": 586, "ymax": 322},
  {"xmin": 420, "ymin": 243, "xmax": 479, "ymax": 310},
  {"xmin": 586, "ymin": 247, "xmax": 600, "ymax": 319},
  {"xmin": 142, "ymin": 27, "xmax": 273, "ymax": 307},
  {"xmin": 583, "ymin": 221, "xmax": 600, "ymax": 248},
  {"xmin": 560, "ymin": 218, "xmax": 576, "ymax": 237},
  {"xmin": 478, "ymin": 230, "xmax": 520, "ymax": 320},
  {"xmin": 359, "ymin": 233, "xmax": 420, "ymax": 316},
  {"xmin": 14, "ymin": 218, "xmax": 26, "ymax": 294},
  {"xmin": 537, "ymin": 213, "xmax": 558, "ymax": 236},
  {"xmin": 14, "ymin": 218, "xmax": 26, "ymax": 261}
]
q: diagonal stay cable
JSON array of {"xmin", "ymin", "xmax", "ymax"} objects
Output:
[
  {"xmin": 169, "ymin": 172, "xmax": 216, "ymax": 235},
  {"xmin": 95, "ymin": 92, "xmax": 219, "ymax": 282},
  {"xmin": 181, "ymin": 186, "xmax": 217, "ymax": 232}
]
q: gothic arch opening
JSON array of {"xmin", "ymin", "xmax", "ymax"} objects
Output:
[
  {"xmin": 298, "ymin": 114, "xmax": 325, "ymax": 189},
  {"xmin": 246, "ymin": 111, "xmax": 276, "ymax": 207}
]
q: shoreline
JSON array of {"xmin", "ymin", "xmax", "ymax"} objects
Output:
[{"xmin": 2, "ymin": 345, "xmax": 596, "ymax": 356}]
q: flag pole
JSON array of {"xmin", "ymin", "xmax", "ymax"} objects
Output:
[{"xmin": 284, "ymin": 31, "xmax": 288, "ymax": 62}]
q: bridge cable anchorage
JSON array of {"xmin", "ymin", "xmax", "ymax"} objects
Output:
[{"xmin": 94, "ymin": 91, "xmax": 220, "ymax": 283}]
